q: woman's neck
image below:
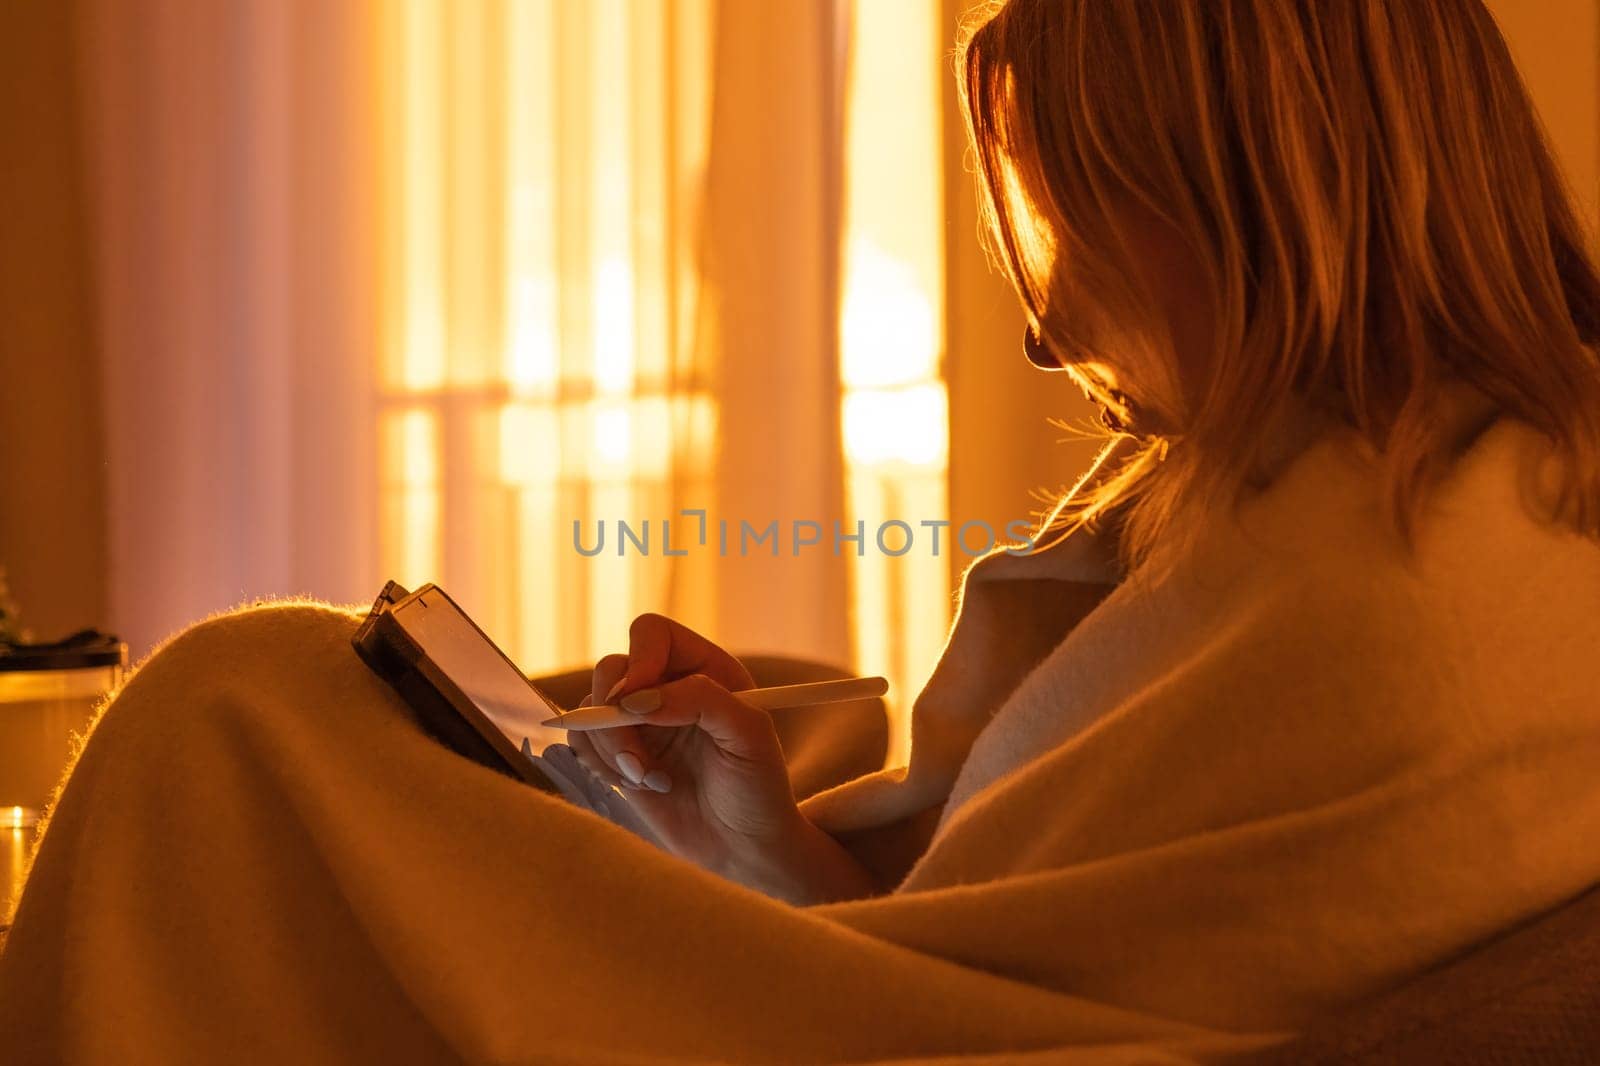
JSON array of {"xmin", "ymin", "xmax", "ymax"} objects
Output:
[
  {"xmin": 1240, "ymin": 394, "xmax": 1344, "ymax": 492},
  {"xmin": 1242, "ymin": 378, "xmax": 1504, "ymax": 492}
]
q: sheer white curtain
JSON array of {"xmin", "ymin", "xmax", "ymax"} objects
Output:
[
  {"xmin": 81, "ymin": 0, "xmax": 855, "ymax": 679},
  {"xmin": 82, "ymin": 0, "xmax": 381, "ymax": 658}
]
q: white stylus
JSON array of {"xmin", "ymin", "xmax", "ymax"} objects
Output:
[{"xmin": 538, "ymin": 675, "xmax": 889, "ymax": 731}]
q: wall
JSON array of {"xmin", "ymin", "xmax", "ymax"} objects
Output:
[
  {"xmin": 1489, "ymin": 0, "xmax": 1600, "ymax": 234},
  {"xmin": 0, "ymin": 0, "xmax": 109, "ymax": 643}
]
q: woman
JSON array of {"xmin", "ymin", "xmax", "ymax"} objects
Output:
[{"xmin": 4, "ymin": 0, "xmax": 1599, "ymax": 1062}]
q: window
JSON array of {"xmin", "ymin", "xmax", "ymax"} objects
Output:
[{"xmin": 373, "ymin": 0, "xmax": 950, "ymax": 759}]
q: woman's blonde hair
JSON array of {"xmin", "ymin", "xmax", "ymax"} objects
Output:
[{"xmin": 959, "ymin": 0, "xmax": 1600, "ymax": 577}]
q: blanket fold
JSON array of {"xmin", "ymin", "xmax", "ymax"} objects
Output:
[{"xmin": 2, "ymin": 396, "xmax": 1597, "ymax": 1063}]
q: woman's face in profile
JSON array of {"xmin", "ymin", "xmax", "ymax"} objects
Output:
[{"xmin": 1028, "ymin": 207, "xmax": 1213, "ymax": 438}]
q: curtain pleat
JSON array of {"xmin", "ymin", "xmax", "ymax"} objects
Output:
[{"xmin": 665, "ymin": 0, "xmax": 852, "ymax": 668}]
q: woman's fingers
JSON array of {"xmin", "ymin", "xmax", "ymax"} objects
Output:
[
  {"xmin": 542, "ymin": 743, "xmax": 621, "ymax": 812},
  {"xmin": 575, "ymin": 616, "xmax": 757, "ymax": 792},
  {"xmin": 589, "ymin": 653, "xmax": 630, "ymax": 707},
  {"xmin": 565, "ymin": 729, "xmax": 637, "ymax": 791},
  {"xmin": 579, "ymin": 652, "xmax": 660, "ymax": 788},
  {"xmin": 617, "ymin": 673, "xmax": 781, "ymax": 763},
  {"xmin": 614, "ymin": 613, "xmax": 756, "ymax": 698}
]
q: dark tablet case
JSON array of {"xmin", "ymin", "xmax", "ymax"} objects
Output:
[{"xmin": 351, "ymin": 580, "xmax": 557, "ymax": 792}]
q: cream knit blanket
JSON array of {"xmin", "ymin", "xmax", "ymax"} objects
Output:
[{"xmin": 2, "ymin": 402, "xmax": 1597, "ymax": 1063}]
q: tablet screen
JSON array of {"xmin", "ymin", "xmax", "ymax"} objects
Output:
[
  {"xmin": 388, "ymin": 587, "xmax": 568, "ymax": 751},
  {"xmin": 365, "ymin": 584, "xmax": 664, "ymax": 843}
]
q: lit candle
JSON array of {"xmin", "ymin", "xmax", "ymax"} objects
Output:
[{"xmin": 5, "ymin": 822, "xmax": 26, "ymax": 917}]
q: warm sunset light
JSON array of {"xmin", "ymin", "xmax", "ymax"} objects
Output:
[
  {"xmin": 840, "ymin": 0, "xmax": 951, "ymax": 762},
  {"xmin": 368, "ymin": 0, "xmax": 952, "ymax": 743},
  {"xmin": 375, "ymin": 0, "xmax": 700, "ymax": 670},
  {"xmin": 379, "ymin": 408, "xmax": 441, "ymax": 593},
  {"xmin": 8, "ymin": 0, "xmax": 1600, "ymax": 1059}
]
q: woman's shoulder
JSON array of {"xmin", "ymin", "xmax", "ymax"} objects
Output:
[{"xmin": 1195, "ymin": 406, "xmax": 1600, "ymax": 715}]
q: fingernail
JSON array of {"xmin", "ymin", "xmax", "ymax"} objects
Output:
[
  {"xmin": 603, "ymin": 678, "xmax": 629, "ymax": 704},
  {"xmin": 620, "ymin": 688, "xmax": 661, "ymax": 714},
  {"xmin": 614, "ymin": 751, "xmax": 645, "ymax": 785},
  {"xmin": 643, "ymin": 769, "xmax": 672, "ymax": 793}
]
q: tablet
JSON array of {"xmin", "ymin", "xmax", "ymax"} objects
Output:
[{"xmin": 352, "ymin": 581, "xmax": 576, "ymax": 793}]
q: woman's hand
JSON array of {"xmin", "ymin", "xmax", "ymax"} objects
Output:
[{"xmin": 564, "ymin": 613, "xmax": 876, "ymax": 905}]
